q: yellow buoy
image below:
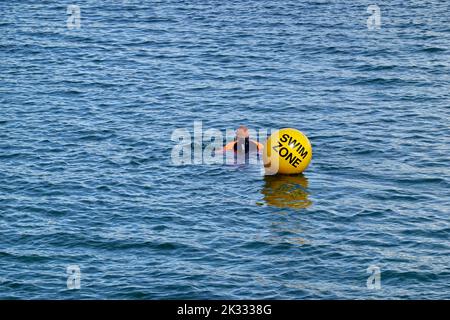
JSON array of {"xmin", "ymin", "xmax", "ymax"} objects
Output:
[{"xmin": 263, "ymin": 128, "xmax": 312, "ymax": 175}]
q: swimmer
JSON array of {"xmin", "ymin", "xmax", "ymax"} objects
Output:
[{"xmin": 223, "ymin": 125, "xmax": 264, "ymax": 153}]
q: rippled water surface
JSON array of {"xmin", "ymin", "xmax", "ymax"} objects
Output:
[{"xmin": 1, "ymin": 0, "xmax": 449, "ymax": 299}]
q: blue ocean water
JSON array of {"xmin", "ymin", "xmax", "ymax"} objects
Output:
[{"xmin": 1, "ymin": 0, "xmax": 449, "ymax": 299}]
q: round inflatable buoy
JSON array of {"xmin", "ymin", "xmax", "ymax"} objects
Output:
[{"xmin": 263, "ymin": 128, "xmax": 312, "ymax": 175}]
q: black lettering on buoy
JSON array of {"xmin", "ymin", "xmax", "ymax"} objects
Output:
[
  {"xmin": 292, "ymin": 157, "xmax": 301, "ymax": 168},
  {"xmin": 297, "ymin": 146, "xmax": 308, "ymax": 159},
  {"xmin": 280, "ymin": 134, "xmax": 289, "ymax": 143},
  {"xmin": 272, "ymin": 141, "xmax": 282, "ymax": 153},
  {"xmin": 279, "ymin": 147, "xmax": 289, "ymax": 157},
  {"xmin": 286, "ymin": 152, "xmax": 297, "ymax": 165},
  {"xmin": 288, "ymin": 137, "xmax": 301, "ymax": 149}
]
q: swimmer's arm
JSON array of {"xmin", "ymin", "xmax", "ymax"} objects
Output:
[
  {"xmin": 222, "ymin": 141, "xmax": 236, "ymax": 152},
  {"xmin": 250, "ymin": 140, "xmax": 264, "ymax": 153}
]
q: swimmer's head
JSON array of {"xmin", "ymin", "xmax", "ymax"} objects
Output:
[{"xmin": 236, "ymin": 125, "xmax": 249, "ymax": 140}]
